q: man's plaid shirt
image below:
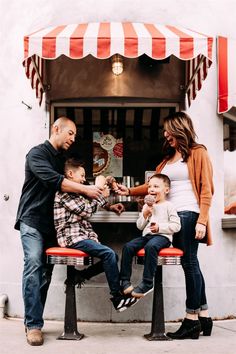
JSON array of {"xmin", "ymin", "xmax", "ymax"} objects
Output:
[{"xmin": 54, "ymin": 191, "xmax": 107, "ymax": 247}]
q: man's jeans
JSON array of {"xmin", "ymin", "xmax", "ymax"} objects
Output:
[
  {"xmin": 173, "ymin": 211, "xmax": 208, "ymax": 314},
  {"xmin": 120, "ymin": 234, "xmax": 171, "ymax": 285},
  {"xmin": 72, "ymin": 239, "xmax": 120, "ymax": 296},
  {"xmin": 20, "ymin": 222, "xmax": 54, "ymax": 329}
]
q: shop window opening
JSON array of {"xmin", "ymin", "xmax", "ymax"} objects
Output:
[{"xmin": 52, "ymin": 104, "xmax": 177, "ymax": 185}]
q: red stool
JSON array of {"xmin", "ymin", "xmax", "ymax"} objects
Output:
[
  {"xmin": 46, "ymin": 247, "xmax": 93, "ymax": 340},
  {"xmin": 136, "ymin": 247, "xmax": 183, "ymax": 341}
]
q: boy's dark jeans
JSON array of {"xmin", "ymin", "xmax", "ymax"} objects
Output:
[
  {"xmin": 120, "ymin": 234, "xmax": 171, "ymax": 285},
  {"xmin": 71, "ymin": 239, "xmax": 120, "ymax": 297}
]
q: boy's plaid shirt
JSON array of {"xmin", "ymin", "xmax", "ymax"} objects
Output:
[{"xmin": 54, "ymin": 192, "xmax": 107, "ymax": 247}]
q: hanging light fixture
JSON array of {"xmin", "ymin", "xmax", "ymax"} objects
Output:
[{"xmin": 111, "ymin": 54, "xmax": 123, "ymax": 76}]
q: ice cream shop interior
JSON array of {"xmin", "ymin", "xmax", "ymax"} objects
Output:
[{"xmin": 2, "ymin": 0, "xmax": 236, "ymax": 323}]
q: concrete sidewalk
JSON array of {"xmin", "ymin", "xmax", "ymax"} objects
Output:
[{"xmin": 1, "ymin": 317, "xmax": 236, "ymax": 354}]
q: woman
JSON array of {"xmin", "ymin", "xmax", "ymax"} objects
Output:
[{"xmin": 118, "ymin": 111, "xmax": 214, "ymax": 339}]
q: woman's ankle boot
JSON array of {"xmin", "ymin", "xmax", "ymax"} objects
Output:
[
  {"xmin": 199, "ymin": 316, "xmax": 213, "ymax": 336},
  {"xmin": 166, "ymin": 318, "xmax": 201, "ymax": 340}
]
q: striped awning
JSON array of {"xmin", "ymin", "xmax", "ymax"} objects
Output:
[
  {"xmin": 23, "ymin": 22, "xmax": 213, "ymax": 105},
  {"xmin": 218, "ymin": 36, "xmax": 236, "ymax": 114}
]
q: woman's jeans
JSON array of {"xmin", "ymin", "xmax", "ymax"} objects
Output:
[
  {"xmin": 72, "ymin": 239, "xmax": 120, "ymax": 297},
  {"xmin": 120, "ymin": 234, "xmax": 171, "ymax": 285},
  {"xmin": 20, "ymin": 222, "xmax": 54, "ymax": 329},
  {"xmin": 173, "ymin": 211, "xmax": 208, "ymax": 314}
]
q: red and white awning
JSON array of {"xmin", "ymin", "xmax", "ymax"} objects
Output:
[
  {"xmin": 23, "ymin": 22, "xmax": 213, "ymax": 105},
  {"xmin": 217, "ymin": 36, "xmax": 236, "ymax": 114}
]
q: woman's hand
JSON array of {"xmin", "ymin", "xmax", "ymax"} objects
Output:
[
  {"xmin": 195, "ymin": 223, "xmax": 206, "ymax": 240},
  {"xmin": 116, "ymin": 184, "xmax": 129, "ymax": 196}
]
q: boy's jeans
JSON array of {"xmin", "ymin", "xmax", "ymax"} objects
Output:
[
  {"xmin": 20, "ymin": 222, "xmax": 54, "ymax": 329},
  {"xmin": 120, "ymin": 234, "xmax": 171, "ymax": 285},
  {"xmin": 72, "ymin": 239, "xmax": 120, "ymax": 296}
]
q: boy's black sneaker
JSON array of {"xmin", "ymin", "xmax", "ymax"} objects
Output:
[{"xmin": 111, "ymin": 293, "xmax": 136, "ymax": 312}]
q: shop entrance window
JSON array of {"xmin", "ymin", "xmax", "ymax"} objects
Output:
[{"xmin": 51, "ymin": 103, "xmax": 177, "ymax": 184}]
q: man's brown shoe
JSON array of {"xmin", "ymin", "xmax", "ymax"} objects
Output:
[{"xmin": 26, "ymin": 328, "xmax": 44, "ymax": 346}]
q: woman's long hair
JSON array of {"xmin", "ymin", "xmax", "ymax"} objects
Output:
[{"xmin": 163, "ymin": 111, "xmax": 202, "ymax": 162}]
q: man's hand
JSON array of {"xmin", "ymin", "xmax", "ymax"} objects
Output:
[
  {"xmin": 116, "ymin": 184, "xmax": 129, "ymax": 196},
  {"xmin": 110, "ymin": 203, "xmax": 125, "ymax": 215},
  {"xmin": 82, "ymin": 185, "xmax": 102, "ymax": 199},
  {"xmin": 195, "ymin": 223, "xmax": 206, "ymax": 240}
]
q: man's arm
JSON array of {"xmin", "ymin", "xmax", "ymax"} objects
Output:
[
  {"xmin": 28, "ymin": 146, "xmax": 102, "ymax": 199},
  {"xmin": 61, "ymin": 178, "xmax": 102, "ymax": 199}
]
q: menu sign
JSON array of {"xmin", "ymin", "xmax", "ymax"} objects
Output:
[{"xmin": 93, "ymin": 132, "xmax": 123, "ymax": 177}]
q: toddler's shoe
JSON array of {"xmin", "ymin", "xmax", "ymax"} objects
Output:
[
  {"xmin": 121, "ymin": 280, "xmax": 134, "ymax": 295},
  {"xmin": 131, "ymin": 282, "xmax": 154, "ymax": 298}
]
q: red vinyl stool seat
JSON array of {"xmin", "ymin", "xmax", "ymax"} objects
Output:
[
  {"xmin": 136, "ymin": 246, "xmax": 183, "ymax": 257},
  {"xmin": 136, "ymin": 247, "xmax": 183, "ymax": 265},
  {"xmin": 46, "ymin": 247, "xmax": 92, "ymax": 266}
]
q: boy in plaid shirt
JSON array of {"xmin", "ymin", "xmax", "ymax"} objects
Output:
[{"xmin": 54, "ymin": 158, "xmax": 135, "ymax": 311}]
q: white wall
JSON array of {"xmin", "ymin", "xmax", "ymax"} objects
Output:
[{"xmin": 1, "ymin": 0, "xmax": 236, "ymax": 321}]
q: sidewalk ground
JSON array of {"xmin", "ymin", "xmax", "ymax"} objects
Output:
[{"xmin": 1, "ymin": 317, "xmax": 236, "ymax": 354}]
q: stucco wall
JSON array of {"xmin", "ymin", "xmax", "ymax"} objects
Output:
[{"xmin": 0, "ymin": 0, "xmax": 236, "ymax": 322}]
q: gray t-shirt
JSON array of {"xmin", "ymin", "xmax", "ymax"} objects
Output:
[{"xmin": 136, "ymin": 200, "xmax": 181, "ymax": 240}]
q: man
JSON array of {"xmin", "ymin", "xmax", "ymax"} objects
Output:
[{"xmin": 15, "ymin": 117, "xmax": 101, "ymax": 346}]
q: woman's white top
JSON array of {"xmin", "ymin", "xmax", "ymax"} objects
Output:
[{"xmin": 162, "ymin": 159, "xmax": 200, "ymax": 213}]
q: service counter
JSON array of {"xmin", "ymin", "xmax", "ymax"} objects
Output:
[{"xmin": 89, "ymin": 210, "xmax": 139, "ymax": 223}]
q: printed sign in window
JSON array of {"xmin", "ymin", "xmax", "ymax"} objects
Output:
[{"xmin": 93, "ymin": 132, "xmax": 123, "ymax": 177}]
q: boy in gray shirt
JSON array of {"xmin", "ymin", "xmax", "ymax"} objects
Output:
[{"xmin": 120, "ymin": 173, "xmax": 181, "ymax": 298}]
